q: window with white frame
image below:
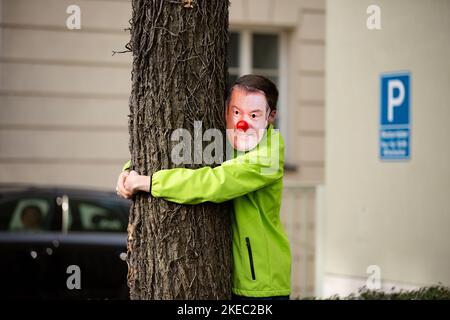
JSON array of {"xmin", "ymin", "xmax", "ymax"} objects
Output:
[{"xmin": 227, "ymin": 29, "xmax": 287, "ymax": 136}]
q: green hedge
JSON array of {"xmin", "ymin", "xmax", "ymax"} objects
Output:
[{"xmin": 323, "ymin": 285, "xmax": 450, "ymax": 300}]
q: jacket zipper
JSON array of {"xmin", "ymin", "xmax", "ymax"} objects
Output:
[{"xmin": 245, "ymin": 237, "xmax": 256, "ymax": 281}]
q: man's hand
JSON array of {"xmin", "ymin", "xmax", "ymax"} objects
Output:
[
  {"xmin": 116, "ymin": 170, "xmax": 132, "ymax": 199},
  {"xmin": 125, "ymin": 170, "xmax": 151, "ymax": 195}
]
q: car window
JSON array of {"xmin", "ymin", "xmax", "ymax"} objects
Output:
[
  {"xmin": 0, "ymin": 197, "xmax": 52, "ymax": 232},
  {"xmin": 68, "ymin": 199, "xmax": 128, "ymax": 233}
]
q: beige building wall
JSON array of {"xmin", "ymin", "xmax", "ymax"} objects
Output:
[
  {"xmin": 324, "ymin": 0, "xmax": 450, "ymax": 297},
  {"xmin": 0, "ymin": 0, "xmax": 132, "ymax": 190}
]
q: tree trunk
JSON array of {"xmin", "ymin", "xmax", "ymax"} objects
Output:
[{"xmin": 126, "ymin": 0, "xmax": 231, "ymax": 299}]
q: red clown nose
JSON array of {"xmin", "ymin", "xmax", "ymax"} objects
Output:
[{"xmin": 236, "ymin": 120, "xmax": 249, "ymax": 132}]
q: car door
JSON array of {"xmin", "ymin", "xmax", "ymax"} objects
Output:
[
  {"xmin": 0, "ymin": 193, "xmax": 58, "ymax": 299},
  {"xmin": 51, "ymin": 195, "xmax": 130, "ymax": 299}
]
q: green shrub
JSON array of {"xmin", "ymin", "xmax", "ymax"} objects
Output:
[{"xmin": 322, "ymin": 284, "xmax": 450, "ymax": 300}]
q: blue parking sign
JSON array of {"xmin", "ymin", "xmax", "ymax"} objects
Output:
[{"xmin": 380, "ymin": 72, "xmax": 411, "ymax": 160}]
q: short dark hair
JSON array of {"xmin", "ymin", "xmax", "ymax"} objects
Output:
[
  {"xmin": 21, "ymin": 205, "xmax": 43, "ymax": 219},
  {"xmin": 227, "ymin": 74, "xmax": 279, "ymax": 111}
]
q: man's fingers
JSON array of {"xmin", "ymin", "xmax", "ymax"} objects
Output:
[
  {"xmin": 116, "ymin": 171, "xmax": 132, "ymax": 198},
  {"xmin": 117, "ymin": 185, "xmax": 132, "ymax": 199},
  {"xmin": 118, "ymin": 179, "xmax": 131, "ymax": 198}
]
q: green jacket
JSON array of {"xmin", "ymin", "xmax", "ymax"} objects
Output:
[{"xmin": 122, "ymin": 124, "xmax": 291, "ymax": 297}]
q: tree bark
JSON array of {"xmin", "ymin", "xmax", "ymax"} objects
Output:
[{"xmin": 126, "ymin": 0, "xmax": 231, "ymax": 299}]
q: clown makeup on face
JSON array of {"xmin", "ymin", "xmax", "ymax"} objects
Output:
[{"xmin": 226, "ymin": 86, "xmax": 274, "ymax": 152}]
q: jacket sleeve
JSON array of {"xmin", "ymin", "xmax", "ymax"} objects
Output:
[
  {"xmin": 122, "ymin": 160, "xmax": 132, "ymax": 171},
  {"xmin": 151, "ymin": 141, "xmax": 284, "ymax": 204}
]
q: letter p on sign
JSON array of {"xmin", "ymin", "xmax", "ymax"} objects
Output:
[
  {"xmin": 380, "ymin": 72, "xmax": 411, "ymax": 161},
  {"xmin": 381, "ymin": 73, "xmax": 410, "ymax": 126},
  {"xmin": 387, "ymin": 80, "xmax": 405, "ymax": 122}
]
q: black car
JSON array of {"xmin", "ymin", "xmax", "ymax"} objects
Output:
[{"xmin": 0, "ymin": 184, "xmax": 131, "ymax": 299}]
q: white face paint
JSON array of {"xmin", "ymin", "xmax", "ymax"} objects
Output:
[{"xmin": 226, "ymin": 86, "xmax": 271, "ymax": 152}]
